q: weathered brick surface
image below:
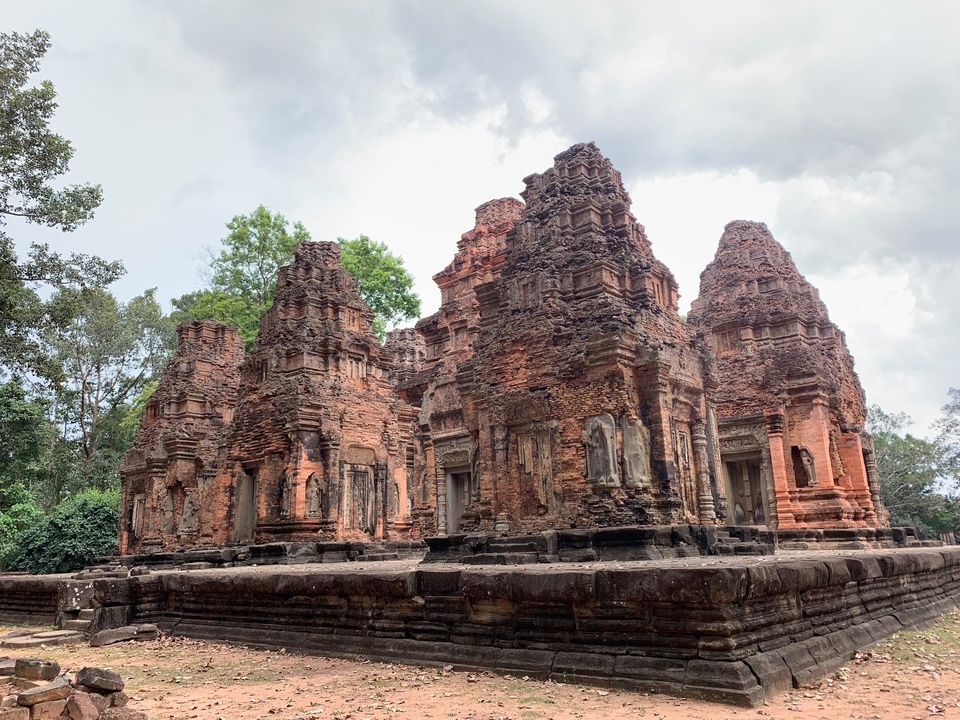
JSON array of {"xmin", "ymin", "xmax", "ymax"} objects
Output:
[
  {"xmin": 388, "ymin": 198, "xmax": 523, "ymax": 536},
  {"xmin": 119, "ymin": 321, "xmax": 245, "ymax": 553},
  {"xmin": 119, "ymin": 142, "xmax": 890, "ymax": 548},
  {"xmin": 688, "ymin": 221, "xmax": 884, "ymax": 529},
  {"xmin": 451, "ymin": 143, "xmax": 716, "ymax": 533},
  {"xmin": 214, "ymin": 242, "xmax": 417, "ymax": 543}
]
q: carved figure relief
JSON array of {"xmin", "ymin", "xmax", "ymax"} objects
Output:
[
  {"xmin": 584, "ymin": 414, "xmax": 618, "ymax": 486},
  {"xmin": 621, "ymin": 416, "xmax": 652, "ymax": 486},
  {"xmin": 162, "ymin": 487, "xmax": 176, "ymax": 535},
  {"xmin": 278, "ymin": 472, "xmax": 292, "ymax": 518},
  {"xmin": 306, "ymin": 472, "xmax": 323, "ymax": 517},
  {"xmin": 792, "ymin": 446, "xmax": 817, "ymax": 488},
  {"xmin": 178, "ymin": 494, "xmax": 199, "ymax": 533}
]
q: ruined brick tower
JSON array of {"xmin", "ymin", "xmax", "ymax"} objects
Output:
[
  {"xmin": 450, "ymin": 143, "xmax": 722, "ymax": 534},
  {"xmin": 688, "ymin": 220, "xmax": 883, "ymax": 528},
  {"xmin": 217, "ymin": 241, "xmax": 414, "ymax": 543},
  {"xmin": 389, "ymin": 197, "xmax": 524, "ymax": 535},
  {"xmin": 120, "ymin": 321, "xmax": 245, "ymax": 553}
]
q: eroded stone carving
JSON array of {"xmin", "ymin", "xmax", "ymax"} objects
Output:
[
  {"xmin": 584, "ymin": 414, "xmax": 618, "ymax": 486},
  {"xmin": 621, "ymin": 416, "xmax": 652, "ymax": 487}
]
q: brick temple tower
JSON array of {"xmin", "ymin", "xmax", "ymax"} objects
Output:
[
  {"xmin": 389, "ymin": 198, "xmax": 524, "ymax": 535},
  {"xmin": 217, "ymin": 242, "xmax": 415, "ymax": 543},
  {"xmin": 449, "ymin": 143, "xmax": 722, "ymax": 534},
  {"xmin": 120, "ymin": 321, "xmax": 245, "ymax": 553},
  {"xmin": 688, "ymin": 220, "xmax": 884, "ymax": 528}
]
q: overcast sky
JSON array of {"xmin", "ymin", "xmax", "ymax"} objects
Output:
[{"xmin": 6, "ymin": 1, "xmax": 959, "ymax": 434}]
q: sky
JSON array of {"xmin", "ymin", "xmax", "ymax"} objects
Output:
[{"xmin": 5, "ymin": 1, "xmax": 959, "ymax": 435}]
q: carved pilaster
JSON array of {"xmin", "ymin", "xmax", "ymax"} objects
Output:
[{"xmin": 691, "ymin": 421, "xmax": 716, "ymax": 522}]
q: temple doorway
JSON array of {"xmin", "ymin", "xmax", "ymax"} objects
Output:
[
  {"xmin": 725, "ymin": 456, "xmax": 766, "ymax": 525},
  {"xmin": 234, "ymin": 470, "xmax": 257, "ymax": 542},
  {"xmin": 445, "ymin": 468, "xmax": 473, "ymax": 533}
]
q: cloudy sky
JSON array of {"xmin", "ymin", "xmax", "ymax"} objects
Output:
[{"xmin": 6, "ymin": 1, "xmax": 959, "ymax": 434}]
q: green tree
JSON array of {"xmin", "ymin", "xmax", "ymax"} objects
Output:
[
  {"xmin": 934, "ymin": 387, "xmax": 960, "ymax": 478},
  {"xmin": 9, "ymin": 488, "xmax": 119, "ymax": 574},
  {"xmin": 174, "ymin": 207, "xmax": 421, "ymax": 344},
  {"xmin": 0, "ymin": 30, "xmax": 120, "ymax": 380},
  {"xmin": 869, "ymin": 404, "xmax": 958, "ymax": 539},
  {"xmin": 0, "ymin": 380, "xmax": 49, "ymax": 488},
  {"xmin": 338, "ymin": 235, "xmax": 421, "ymax": 339},
  {"xmin": 172, "ymin": 206, "xmax": 308, "ymax": 345},
  {"xmin": 43, "ymin": 286, "xmax": 173, "ymax": 496}
]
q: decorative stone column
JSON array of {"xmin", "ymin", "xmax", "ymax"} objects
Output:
[
  {"xmin": 861, "ymin": 440, "xmax": 887, "ymax": 525},
  {"xmin": 691, "ymin": 421, "xmax": 716, "ymax": 522},
  {"xmin": 765, "ymin": 412, "xmax": 798, "ymax": 528}
]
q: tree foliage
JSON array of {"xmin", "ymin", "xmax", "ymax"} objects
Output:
[
  {"xmin": 172, "ymin": 206, "xmax": 308, "ymax": 345},
  {"xmin": 869, "ymin": 403, "xmax": 960, "ymax": 539},
  {"xmin": 0, "ymin": 30, "xmax": 121, "ymax": 381},
  {"xmin": 173, "ymin": 208, "xmax": 421, "ymax": 343},
  {"xmin": 43, "ymin": 286, "xmax": 173, "ymax": 494},
  {"xmin": 9, "ymin": 488, "xmax": 119, "ymax": 574},
  {"xmin": 338, "ymin": 235, "xmax": 421, "ymax": 339}
]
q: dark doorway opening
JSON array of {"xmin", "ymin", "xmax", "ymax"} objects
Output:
[{"xmin": 725, "ymin": 457, "xmax": 766, "ymax": 525}]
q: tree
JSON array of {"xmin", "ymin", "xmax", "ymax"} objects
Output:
[
  {"xmin": 0, "ymin": 30, "xmax": 121, "ymax": 380},
  {"xmin": 172, "ymin": 206, "xmax": 308, "ymax": 345},
  {"xmin": 43, "ymin": 286, "xmax": 173, "ymax": 495},
  {"xmin": 9, "ymin": 488, "xmax": 118, "ymax": 574},
  {"xmin": 0, "ymin": 380, "xmax": 49, "ymax": 487},
  {"xmin": 934, "ymin": 387, "xmax": 960, "ymax": 478},
  {"xmin": 338, "ymin": 235, "xmax": 421, "ymax": 339},
  {"xmin": 174, "ymin": 208, "xmax": 422, "ymax": 343},
  {"xmin": 869, "ymin": 404, "xmax": 959, "ymax": 539}
]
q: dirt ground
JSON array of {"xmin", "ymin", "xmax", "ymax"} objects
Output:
[{"xmin": 3, "ymin": 610, "xmax": 960, "ymax": 720}]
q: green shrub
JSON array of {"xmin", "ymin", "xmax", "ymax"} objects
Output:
[
  {"xmin": 0, "ymin": 499, "xmax": 44, "ymax": 569},
  {"xmin": 10, "ymin": 489, "xmax": 119, "ymax": 574}
]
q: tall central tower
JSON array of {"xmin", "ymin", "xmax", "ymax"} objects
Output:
[{"xmin": 454, "ymin": 143, "xmax": 719, "ymax": 533}]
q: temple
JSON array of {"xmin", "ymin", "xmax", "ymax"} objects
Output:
[
  {"xmin": 687, "ymin": 220, "xmax": 884, "ymax": 528},
  {"xmin": 120, "ymin": 142, "xmax": 884, "ymax": 553}
]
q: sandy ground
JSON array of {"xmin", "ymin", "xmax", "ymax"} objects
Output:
[{"xmin": 3, "ymin": 610, "xmax": 960, "ymax": 720}]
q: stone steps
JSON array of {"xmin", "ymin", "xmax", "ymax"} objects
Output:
[
  {"xmin": 354, "ymin": 552, "xmax": 400, "ymax": 562},
  {"xmin": 485, "ymin": 542, "xmax": 542, "ymax": 553},
  {"xmin": 461, "ymin": 552, "xmax": 540, "ymax": 565}
]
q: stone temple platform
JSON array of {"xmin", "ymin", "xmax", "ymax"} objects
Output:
[{"xmin": 3, "ymin": 546, "xmax": 959, "ymax": 706}]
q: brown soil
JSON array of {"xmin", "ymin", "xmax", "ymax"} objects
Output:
[{"xmin": 3, "ymin": 610, "xmax": 960, "ymax": 720}]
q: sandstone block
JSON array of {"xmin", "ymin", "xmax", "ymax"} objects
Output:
[
  {"xmin": 0, "ymin": 658, "xmax": 14, "ymax": 676},
  {"xmin": 12, "ymin": 661, "xmax": 58, "ymax": 682},
  {"xmin": 90, "ymin": 627, "xmax": 136, "ymax": 647},
  {"xmin": 0, "ymin": 707, "xmax": 29, "ymax": 719},
  {"xmin": 107, "ymin": 691, "xmax": 128, "ymax": 708},
  {"xmin": 74, "ymin": 668, "xmax": 123, "ymax": 693},
  {"xmin": 64, "ymin": 691, "xmax": 100, "ymax": 720},
  {"xmin": 15, "ymin": 678, "xmax": 70, "ymax": 706},
  {"xmin": 26, "ymin": 699, "xmax": 67, "ymax": 720},
  {"xmin": 100, "ymin": 708, "xmax": 147, "ymax": 720}
]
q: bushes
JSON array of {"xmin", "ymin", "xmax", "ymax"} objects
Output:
[
  {"xmin": 0, "ymin": 497, "xmax": 43, "ymax": 570},
  {"xmin": 9, "ymin": 489, "xmax": 119, "ymax": 574}
]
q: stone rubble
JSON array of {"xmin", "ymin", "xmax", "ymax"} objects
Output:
[{"xmin": 0, "ymin": 654, "xmax": 135, "ymax": 720}]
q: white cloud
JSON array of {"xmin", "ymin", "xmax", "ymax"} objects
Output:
[{"xmin": 4, "ymin": 0, "xmax": 958, "ymax": 438}]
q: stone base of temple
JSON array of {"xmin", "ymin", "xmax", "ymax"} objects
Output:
[
  {"xmin": 422, "ymin": 524, "xmax": 779, "ymax": 563},
  {"xmin": 107, "ymin": 539, "xmax": 428, "ymax": 572},
  {"xmin": 3, "ymin": 545, "xmax": 959, "ymax": 706}
]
